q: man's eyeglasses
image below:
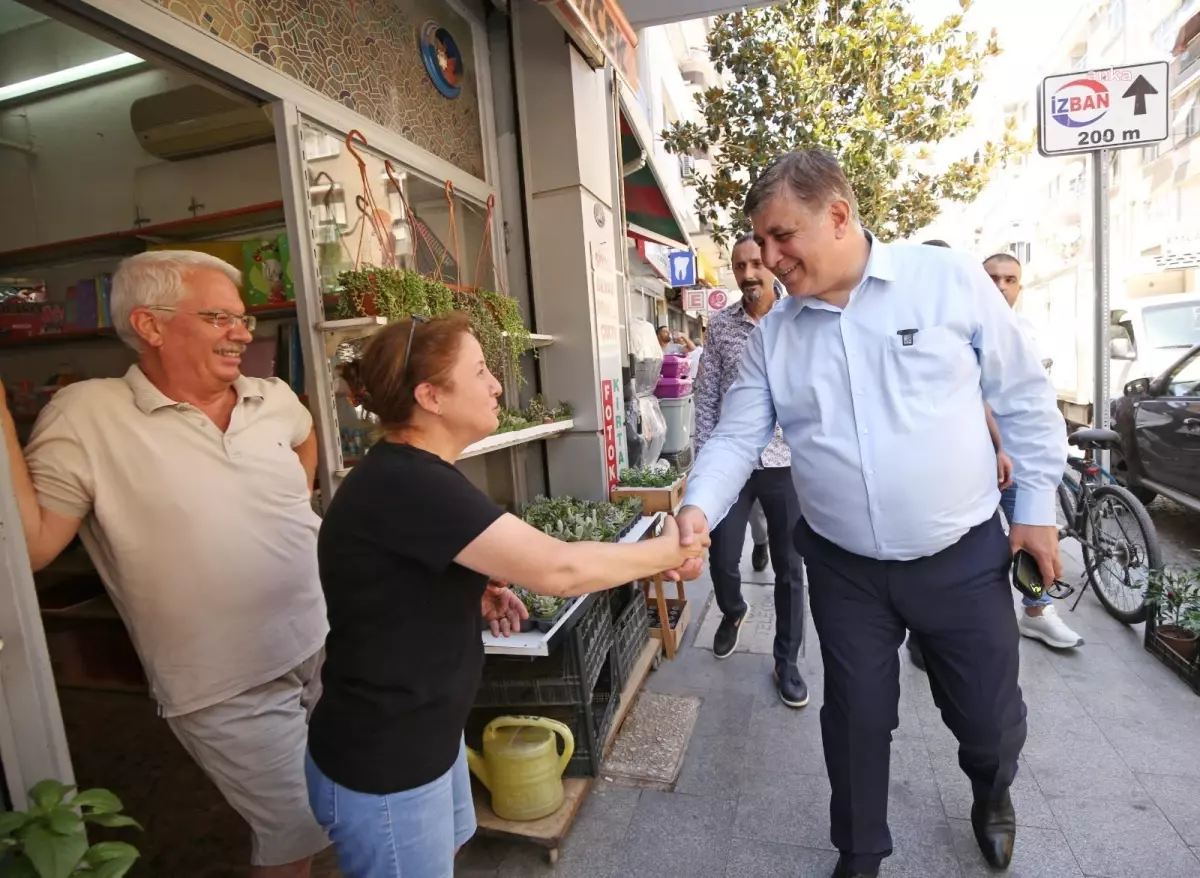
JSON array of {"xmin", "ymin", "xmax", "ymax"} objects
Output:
[
  {"xmin": 403, "ymin": 314, "xmax": 430, "ymax": 382},
  {"xmin": 148, "ymin": 307, "xmax": 257, "ymax": 333}
]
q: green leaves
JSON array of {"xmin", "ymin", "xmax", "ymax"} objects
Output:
[
  {"xmin": 0, "ymin": 782, "xmax": 140, "ymax": 878},
  {"xmin": 662, "ymin": 0, "xmax": 1026, "ymax": 244}
]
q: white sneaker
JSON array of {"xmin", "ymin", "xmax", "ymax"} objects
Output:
[{"xmin": 1018, "ymin": 604, "xmax": 1083, "ymax": 649}]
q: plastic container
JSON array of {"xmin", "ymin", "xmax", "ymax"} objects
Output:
[
  {"xmin": 660, "ymin": 353, "xmax": 690, "ymax": 380},
  {"xmin": 654, "ymin": 377, "xmax": 693, "ymax": 399},
  {"xmin": 658, "ymin": 396, "xmax": 694, "ymax": 454}
]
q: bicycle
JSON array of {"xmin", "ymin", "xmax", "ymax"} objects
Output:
[{"xmin": 1055, "ymin": 427, "xmax": 1162, "ymax": 624}]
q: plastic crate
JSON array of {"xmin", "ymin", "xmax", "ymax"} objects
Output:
[
  {"xmin": 466, "ymin": 658, "xmax": 620, "ymax": 779},
  {"xmin": 1144, "ymin": 613, "xmax": 1200, "ymax": 695},
  {"xmin": 612, "ymin": 583, "xmax": 650, "ymax": 689},
  {"xmin": 474, "ymin": 596, "xmax": 614, "ymax": 708}
]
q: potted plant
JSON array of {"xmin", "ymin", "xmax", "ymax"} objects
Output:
[
  {"xmin": 334, "ymin": 267, "xmax": 532, "ymax": 382},
  {"xmin": 1146, "ymin": 566, "xmax": 1200, "ymax": 663},
  {"xmin": 512, "ymin": 587, "xmax": 570, "ymax": 633},
  {"xmin": 0, "ymin": 779, "xmax": 140, "ymax": 877},
  {"xmin": 610, "ymin": 465, "xmax": 687, "ymax": 514}
]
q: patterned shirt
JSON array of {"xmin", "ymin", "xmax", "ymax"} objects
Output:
[{"xmin": 693, "ymin": 298, "xmax": 791, "ymax": 469}]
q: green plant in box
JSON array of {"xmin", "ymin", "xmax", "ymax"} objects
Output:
[
  {"xmin": 513, "ymin": 586, "xmax": 566, "ymax": 620},
  {"xmin": 618, "ymin": 466, "xmax": 680, "ymax": 489},
  {"xmin": 0, "ymin": 780, "xmax": 140, "ymax": 878},
  {"xmin": 1147, "ymin": 566, "xmax": 1200, "ymax": 628}
]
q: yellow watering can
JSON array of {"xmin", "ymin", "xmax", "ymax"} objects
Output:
[{"xmin": 466, "ymin": 716, "xmax": 575, "ymax": 821}]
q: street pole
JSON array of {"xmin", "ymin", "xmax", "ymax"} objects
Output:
[{"xmin": 1091, "ymin": 148, "xmax": 1111, "ymax": 470}]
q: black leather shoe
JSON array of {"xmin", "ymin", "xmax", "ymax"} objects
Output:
[
  {"xmin": 971, "ymin": 790, "xmax": 1016, "ymax": 869},
  {"xmin": 773, "ymin": 663, "xmax": 810, "ymax": 708},
  {"xmin": 906, "ymin": 634, "xmax": 926, "ymax": 672},
  {"xmin": 713, "ymin": 610, "xmax": 746, "ymax": 659},
  {"xmin": 830, "ymin": 855, "xmax": 879, "ymax": 877},
  {"xmin": 751, "ymin": 541, "xmax": 769, "ymax": 571}
]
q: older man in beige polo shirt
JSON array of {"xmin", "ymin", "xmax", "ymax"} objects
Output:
[{"xmin": 0, "ymin": 250, "xmax": 329, "ymax": 876}]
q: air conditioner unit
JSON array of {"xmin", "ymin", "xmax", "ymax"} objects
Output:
[
  {"xmin": 679, "ymin": 154, "xmax": 697, "ymax": 181},
  {"xmin": 131, "ymin": 84, "xmax": 274, "ymax": 161}
]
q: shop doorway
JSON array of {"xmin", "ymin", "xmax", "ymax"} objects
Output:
[{"xmin": 0, "ymin": 2, "xmax": 337, "ymax": 872}]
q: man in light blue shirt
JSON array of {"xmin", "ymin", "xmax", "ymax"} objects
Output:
[{"xmin": 671, "ymin": 151, "xmax": 1067, "ymax": 878}]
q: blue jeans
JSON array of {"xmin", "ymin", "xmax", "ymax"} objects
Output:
[
  {"xmin": 999, "ymin": 484, "xmax": 1051, "ymax": 608},
  {"xmin": 305, "ymin": 739, "xmax": 476, "ymax": 878}
]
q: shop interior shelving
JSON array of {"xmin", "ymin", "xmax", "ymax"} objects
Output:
[{"xmin": 0, "ymin": 202, "xmax": 286, "ymax": 274}]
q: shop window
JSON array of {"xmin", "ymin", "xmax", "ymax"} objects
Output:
[
  {"xmin": 301, "ymin": 118, "xmax": 495, "ymax": 295},
  {"xmin": 303, "ymin": 128, "xmax": 341, "ymax": 161}
]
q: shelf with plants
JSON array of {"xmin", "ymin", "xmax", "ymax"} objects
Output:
[
  {"xmin": 481, "ymin": 504, "xmax": 654, "ymax": 658},
  {"xmin": 1144, "ymin": 565, "xmax": 1200, "ymax": 694},
  {"xmin": 609, "ymin": 465, "xmax": 688, "ymax": 514}
]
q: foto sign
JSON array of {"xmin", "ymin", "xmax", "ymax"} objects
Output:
[
  {"xmin": 601, "ymin": 379, "xmax": 618, "ymax": 493},
  {"xmin": 1038, "ymin": 61, "xmax": 1169, "ymax": 157}
]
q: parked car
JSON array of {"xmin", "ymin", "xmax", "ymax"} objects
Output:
[{"xmin": 1110, "ymin": 342, "xmax": 1200, "ymax": 511}]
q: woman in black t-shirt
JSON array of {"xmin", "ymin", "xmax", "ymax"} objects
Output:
[{"xmin": 307, "ymin": 313, "xmax": 705, "ymax": 878}]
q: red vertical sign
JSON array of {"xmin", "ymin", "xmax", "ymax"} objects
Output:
[{"xmin": 601, "ymin": 379, "xmax": 618, "ymax": 493}]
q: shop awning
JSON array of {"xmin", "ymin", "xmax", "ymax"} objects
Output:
[
  {"xmin": 623, "ymin": 1, "xmax": 785, "ymax": 28},
  {"xmin": 536, "ymin": 0, "xmax": 638, "ymax": 86},
  {"xmin": 620, "ymin": 113, "xmax": 690, "ymax": 251},
  {"xmin": 696, "ymin": 250, "xmax": 719, "ymax": 286}
]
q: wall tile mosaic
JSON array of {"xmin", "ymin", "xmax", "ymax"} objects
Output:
[{"xmin": 147, "ymin": 0, "xmax": 486, "ymax": 180}]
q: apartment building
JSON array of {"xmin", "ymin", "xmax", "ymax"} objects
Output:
[{"xmin": 922, "ymin": 0, "xmax": 1200, "ymax": 407}]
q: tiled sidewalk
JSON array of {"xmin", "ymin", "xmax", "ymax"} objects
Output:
[{"xmin": 457, "ymin": 538, "xmax": 1200, "ymax": 878}]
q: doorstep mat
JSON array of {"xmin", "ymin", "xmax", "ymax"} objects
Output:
[{"xmin": 601, "ymin": 692, "xmax": 700, "ymax": 791}]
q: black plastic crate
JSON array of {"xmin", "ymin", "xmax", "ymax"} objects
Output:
[
  {"xmin": 466, "ymin": 658, "xmax": 619, "ymax": 779},
  {"xmin": 474, "ymin": 596, "xmax": 614, "ymax": 708},
  {"xmin": 612, "ymin": 583, "xmax": 650, "ymax": 689},
  {"xmin": 1144, "ymin": 613, "xmax": 1200, "ymax": 695}
]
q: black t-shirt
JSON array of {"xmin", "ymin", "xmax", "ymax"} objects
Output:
[{"xmin": 308, "ymin": 441, "xmax": 505, "ymax": 794}]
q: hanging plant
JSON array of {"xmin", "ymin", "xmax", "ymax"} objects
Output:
[{"xmin": 335, "ymin": 267, "xmax": 531, "ymax": 383}]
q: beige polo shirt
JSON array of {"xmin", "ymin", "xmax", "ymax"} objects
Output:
[{"xmin": 25, "ymin": 366, "xmax": 328, "ymax": 717}]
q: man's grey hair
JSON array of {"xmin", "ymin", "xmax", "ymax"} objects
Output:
[
  {"xmin": 112, "ymin": 250, "xmax": 243, "ymax": 350},
  {"xmin": 743, "ymin": 150, "xmax": 859, "ymax": 220}
]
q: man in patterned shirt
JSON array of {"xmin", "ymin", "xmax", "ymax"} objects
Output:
[{"xmin": 694, "ymin": 234, "xmax": 808, "ymax": 708}]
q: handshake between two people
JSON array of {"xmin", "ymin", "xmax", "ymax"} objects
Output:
[{"xmin": 662, "ymin": 505, "xmax": 710, "ymax": 583}]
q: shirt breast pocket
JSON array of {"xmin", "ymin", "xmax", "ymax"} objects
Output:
[{"xmin": 885, "ymin": 325, "xmax": 974, "ymax": 422}]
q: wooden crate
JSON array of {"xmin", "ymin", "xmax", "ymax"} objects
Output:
[
  {"xmin": 609, "ymin": 475, "xmax": 687, "ymax": 514},
  {"xmin": 644, "ymin": 575, "xmax": 690, "ymax": 660}
]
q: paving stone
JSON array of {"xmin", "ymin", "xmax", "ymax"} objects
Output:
[
  {"xmin": 645, "ymin": 649, "xmax": 776, "ymax": 699},
  {"xmin": 1137, "ymin": 773, "xmax": 1200, "ymax": 847},
  {"xmin": 1097, "ymin": 714, "xmax": 1200, "ymax": 778},
  {"xmin": 734, "ymin": 772, "xmax": 837, "ymax": 851},
  {"xmin": 887, "ymin": 736, "xmax": 940, "ymax": 797},
  {"xmin": 618, "ymin": 791, "xmax": 736, "ymax": 878},
  {"xmin": 563, "ymin": 781, "xmax": 641, "ymax": 848},
  {"xmin": 495, "ymin": 839, "xmax": 623, "ymax": 878},
  {"xmin": 672, "ymin": 729, "xmax": 744, "ymax": 800},
  {"xmin": 876, "ymin": 818, "xmax": 961, "ymax": 877},
  {"xmin": 689, "ymin": 689, "xmax": 755, "ymax": 738},
  {"xmin": 723, "ymin": 838, "xmax": 840, "ymax": 878},
  {"xmin": 1048, "ymin": 796, "xmax": 1200, "ymax": 878},
  {"xmin": 947, "ymin": 819, "xmax": 1084, "ymax": 877},
  {"xmin": 929, "ymin": 744, "xmax": 1058, "ymax": 829},
  {"xmin": 696, "ymin": 582, "xmax": 781, "ymax": 657},
  {"xmin": 1022, "ymin": 734, "xmax": 1151, "ymax": 803}
]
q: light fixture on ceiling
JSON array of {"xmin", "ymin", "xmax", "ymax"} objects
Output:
[{"xmin": 0, "ymin": 52, "xmax": 144, "ymax": 104}]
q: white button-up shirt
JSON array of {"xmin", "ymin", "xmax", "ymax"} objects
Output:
[{"xmin": 683, "ymin": 235, "xmax": 1066, "ymax": 561}]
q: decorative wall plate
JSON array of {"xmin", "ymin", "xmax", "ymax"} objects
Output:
[{"xmin": 419, "ymin": 19, "xmax": 464, "ymax": 99}]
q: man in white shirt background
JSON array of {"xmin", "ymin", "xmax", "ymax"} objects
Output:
[{"xmin": 983, "ymin": 252, "xmax": 1081, "ymax": 648}]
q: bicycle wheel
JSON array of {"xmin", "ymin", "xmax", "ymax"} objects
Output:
[{"xmin": 1080, "ymin": 484, "xmax": 1162, "ymax": 624}]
